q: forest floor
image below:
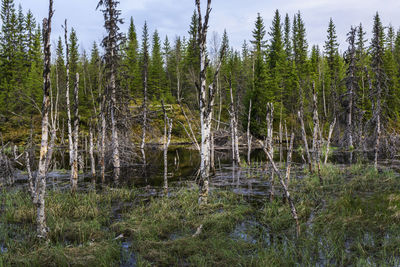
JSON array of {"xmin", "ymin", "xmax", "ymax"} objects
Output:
[{"xmin": 1, "ymin": 163, "xmax": 400, "ymax": 266}]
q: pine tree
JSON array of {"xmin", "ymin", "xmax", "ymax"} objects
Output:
[
  {"xmin": 169, "ymin": 36, "xmax": 183, "ymax": 99},
  {"xmin": 97, "ymin": 0, "xmax": 124, "ymax": 181},
  {"xmin": 324, "ymin": 18, "xmax": 340, "ymax": 120},
  {"xmin": 163, "ymin": 35, "xmax": 173, "ymax": 101},
  {"xmin": 25, "ymin": 26, "xmax": 43, "ymax": 114},
  {"xmin": 292, "ymin": 11, "xmax": 309, "ymax": 112},
  {"xmin": 344, "ymin": 26, "xmax": 358, "ymax": 148},
  {"xmin": 248, "ymin": 12, "xmax": 268, "ymax": 137},
  {"xmin": 149, "ymin": 29, "xmax": 165, "ymax": 99},
  {"xmin": 55, "ymin": 37, "xmax": 66, "ymax": 111},
  {"xmin": 383, "ymin": 26, "xmax": 400, "ymax": 118},
  {"xmin": 123, "ymin": 17, "xmax": 141, "ymax": 97},
  {"xmin": 267, "ymin": 9, "xmax": 286, "ymax": 117},
  {"xmin": 0, "ymin": 0, "xmax": 18, "ymax": 114},
  {"xmin": 183, "ymin": 10, "xmax": 200, "ymax": 105},
  {"xmin": 356, "ymin": 23, "xmax": 369, "ymax": 113},
  {"xmin": 25, "ymin": 9, "xmax": 36, "ymax": 64},
  {"xmin": 68, "ymin": 28, "xmax": 79, "ymax": 90},
  {"xmin": 369, "ymin": 12, "xmax": 387, "ymax": 168},
  {"xmin": 283, "ymin": 13, "xmax": 292, "ymax": 61}
]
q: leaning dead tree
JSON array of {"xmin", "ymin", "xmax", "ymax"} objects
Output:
[
  {"xmin": 298, "ymin": 108, "xmax": 312, "ymax": 173},
  {"xmin": 29, "ymin": 0, "xmax": 54, "ymax": 238},
  {"xmin": 261, "ymin": 134, "xmax": 300, "ymax": 237},
  {"xmin": 97, "ymin": 0, "xmax": 123, "ymax": 182},
  {"xmin": 196, "ymin": 0, "xmax": 225, "ymax": 205}
]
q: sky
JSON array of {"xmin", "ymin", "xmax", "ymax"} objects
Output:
[{"xmin": 16, "ymin": 0, "xmax": 400, "ymax": 54}]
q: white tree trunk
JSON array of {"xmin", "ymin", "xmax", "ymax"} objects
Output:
[
  {"xmin": 298, "ymin": 110, "xmax": 312, "ymax": 173},
  {"xmin": 71, "ymin": 73, "xmax": 79, "ymax": 192},
  {"xmin": 324, "ymin": 118, "xmax": 336, "ymax": 165},
  {"xmin": 228, "ymin": 79, "xmax": 240, "ymax": 166},
  {"xmin": 110, "ymin": 60, "xmax": 120, "ymax": 183},
  {"xmin": 89, "ymin": 128, "xmax": 96, "ymax": 185},
  {"xmin": 35, "ymin": 1, "xmax": 53, "ymax": 238},
  {"xmin": 247, "ymin": 100, "xmax": 252, "ymax": 164},
  {"xmin": 312, "ymin": 84, "xmax": 322, "ymax": 182},
  {"xmin": 64, "ymin": 20, "xmax": 74, "ymax": 172},
  {"xmin": 141, "ymin": 69, "xmax": 148, "ymax": 165},
  {"xmin": 162, "ymin": 101, "xmax": 173, "ymax": 195}
]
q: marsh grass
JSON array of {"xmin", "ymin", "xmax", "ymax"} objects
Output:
[
  {"xmin": 1, "ymin": 164, "xmax": 400, "ymax": 266},
  {"xmin": 0, "ymin": 187, "xmax": 135, "ymax": 266}
]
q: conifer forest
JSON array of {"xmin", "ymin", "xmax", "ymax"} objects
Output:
[{"xmin": 2, "ymin": 0, "xmax": 400, "ymax": 265}]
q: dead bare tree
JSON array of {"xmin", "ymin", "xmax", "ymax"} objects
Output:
[
  {"xmin": 97, "ymin": 0, "xmax": 123, "ymax": 182},
  {"xmin": 71, "ymin": 73, "xmax": 79, "ymax": 192},
  {"xmin": 141, "ymin": 58, "xmax": 148, "ymax": 165},
  {"xmin": 286, "ymin": 133, "xmax": 294, "ymax": 185},
  {"xmin": 311, "ymin": 83, "xmax": 322, "ymax": 182},
  {"xmin": 32, "ymin": 0, "xmax": 54, "ymax": 238},
  {"xmin": 63, "ymin": 20, "xmax": 74, "ymax": 176},
  {"xmin": 261, "ymin": 138, "xmax": 300, "ymax": 237},
  {"xmin": 196, "ymin": 0, "xmax": 226, "ymax": 205},
  {"xmin": 162, "ymin": 100, "xmax": 173, "ymax": 195},
  {"xmin": 227, "ymin": 76, "xmax": 240, "ymax": 166},
  {"xmin": 89, "ymin": 126, "xmax": 96, "ymax": 185},
  {"xmin": 247, "ymin": 99, "xmax": 252, "ymax": 164},
  {"xmin": 178, "ymin": 100, "xmax": 200, "ymax": 151},
  {"xmin": 100, "ymin": 96, "xmax": 106, "ymax": 183},
  {"xmin": 344, "ymin": 26, "xmax": 358, "ymax": 150},
  {"xmin": 266, "ymin": 103, "xmax": 275, "ymax": 200},
  {"xmin": 324, "ymin": 118, "xmax": 336, "ymax": 164},
  {"xmin": 298, "ymin": 109, "xmax": 312, "ymax": 173}
]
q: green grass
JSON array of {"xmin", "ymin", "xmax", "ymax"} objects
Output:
[{"xmin": 1, "ymin": 164, "xmax": 400, "ymax": 266}]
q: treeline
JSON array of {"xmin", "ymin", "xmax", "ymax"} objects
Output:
[{"xmin": 1, "ymin": 0, "xmax": 400, "ymax": 152}]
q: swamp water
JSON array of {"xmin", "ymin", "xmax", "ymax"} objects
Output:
[{"xmin": 3, "ymin": 147, "xmax": 400, "ymax": 266}]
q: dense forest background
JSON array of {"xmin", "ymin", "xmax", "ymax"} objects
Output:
[{"xmin": 1, "ymin": 0, "xmax": 399, "ymax": 155}]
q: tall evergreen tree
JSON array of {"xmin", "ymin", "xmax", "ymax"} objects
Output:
[
  {"xmin": 148, "ymin": 30, "xmax": 165, "ymax": 99},
  {"xmin": 123, "ymin": 17, "xmax": 141, "ymax": 97},
  {"xmin": 248, "ymin": 12, "xmax": 268, "ymax": 137},
  {"xmin": 267, "ymin": 9, "xmax": 286, "ymax": 115},
  {"xmin": 370, "ymin": 12, "xmax": 387, "ymax": 168},
  {"xmin": 292, "ymin": 11, "xmax": 308, "ymax": 112}
]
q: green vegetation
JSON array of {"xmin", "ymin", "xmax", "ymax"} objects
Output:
[{"xmin": 1, "ymin": 164, "xmax": 400, "ymax": 266}]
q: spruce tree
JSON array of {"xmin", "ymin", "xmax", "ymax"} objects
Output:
[
  {"xmin": 292, "ymin": 11, "xmax": 308, "ymax": 112},
  {"xmin": 248, "ymin": 12, "xmax": 268, "ymax": 137},
  {"xmin": 149, "ymin": 29, "xmax": 165, "ymax": 99},
  {"xmin": 267, "ymin": 9, "xmax": 286, "ymax": 115},
  {"xmin": 283, "ymin": 13, "xmax": 292, "ymax": 61},
  {"xmin": 68, "ymin": 28, "xmax": 79, "ymax": 90},
  {"xmin": 370, "ymin": 12, "xmax": 386, "ymax": 169},
  {"xmin": 324, "ymin": 18, "xmax": 340, "ymax": 119},
  {"xmin": 124, "ymin": 17, "xmax": 141, "ymax": 97}
]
